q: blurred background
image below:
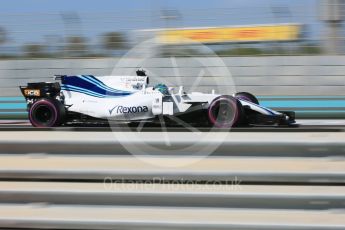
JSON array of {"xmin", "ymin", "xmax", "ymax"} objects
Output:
[
  {"xmin": 0, "ymin": 0, "xmax": 345, "ymax": 119},
  {"xmin": 0, "ymin": 0, "xmax": 343, "ymax": 58}
]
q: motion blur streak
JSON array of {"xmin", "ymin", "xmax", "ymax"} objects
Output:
[{"xmin": 0, "ymin": 0, "xmax": 344, "ymax": 229}]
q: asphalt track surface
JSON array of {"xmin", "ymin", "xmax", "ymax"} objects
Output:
[
  {"xmin": 0, "ymin": 119, "xmax": 344, "ymax": 132},
  {"xmin": 0, "ymin": 119, "xmax": 344, "ymax": 229}
]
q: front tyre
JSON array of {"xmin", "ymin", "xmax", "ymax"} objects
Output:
[
  {"xmin": 208, "ymin": 96, "xmax": 242, "ymax": 128},
  {"xmin": 29, "ymin": 99, "xmax": 65, "ymax": 127}
]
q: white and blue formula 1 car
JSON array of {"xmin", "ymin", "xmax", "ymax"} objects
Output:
[{"xmin": 19, "ymin": 70, "xmax": 295, "ymax": 128}]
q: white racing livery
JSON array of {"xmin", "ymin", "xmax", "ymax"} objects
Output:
[{"xmin": 20, "ymin": 70, "xmax": 295, "ymax": 128}]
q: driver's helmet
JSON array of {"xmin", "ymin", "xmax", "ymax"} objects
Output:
[{"xmin": 154, "ymin": 83, "xmax": 169, "ymax": 95}]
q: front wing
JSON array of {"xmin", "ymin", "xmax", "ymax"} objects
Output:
[{"xmin": 246, "ymin": 111, "xmax": 296, "ymax": 126}]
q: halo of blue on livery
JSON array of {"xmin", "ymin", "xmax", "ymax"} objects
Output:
[{"xmin": 19, "ymin": 70, "xmax": 295, "ymax": 128}]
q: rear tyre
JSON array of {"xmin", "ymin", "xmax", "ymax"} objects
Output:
[
  {"xmin": 29, "ymin": 98, "xmax": 65, "ymax": 127},
  {"xmin": 235, "ymin": 92, "xmax": 259, "ymax": 105},
  {"xmin": 207, "ymin": 96, "xmax": 243, "ymax": 128}
]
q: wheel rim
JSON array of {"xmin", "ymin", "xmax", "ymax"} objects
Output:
[
  {"xmin": 208, "ymin": 98, "xmax": 238, "ymax": 127},
  {"xmin": 29, "ymin": 100, "xmax": 58, "ymax": 127},
  {"xmin": 34, "ymin": 105, "xmax": 54, "ymax": 125},
  {"xmin": 212, "ymin": 102, "xmax": 234, "ymax": 123}
]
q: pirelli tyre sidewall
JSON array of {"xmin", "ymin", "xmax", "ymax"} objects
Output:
[
  {"xmin": 208, "ymin": 96, "xmax": 243, "ymax": 128},
  {"xmin": 29, "ymin": 98, "xmax": 65, "ymax": 127}
]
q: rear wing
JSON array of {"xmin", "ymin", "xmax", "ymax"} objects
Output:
[{"xmin": 19, "ymin": 82, "xmax": 61, "ymax": 99}]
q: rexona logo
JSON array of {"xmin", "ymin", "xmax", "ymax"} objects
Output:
[{"xmin": 109, "ymin": 105, "xmax": 149, "ymax": 115}]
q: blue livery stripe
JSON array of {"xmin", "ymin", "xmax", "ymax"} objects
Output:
[
  {"xmin": 61, "ymin": 88, "xmax": 103, "ymax": 98},
  {"xmin": 79, "ymin": 75, "xmax": 122, "ymax": 93},
  {"xmin": 61, "ymin": 75, "xmax": 132, "ymax": 97},
  {"xmin": 243, "ymin": 100, "xmax": 275, "ymax": 115},
  {"xmin": 61, "ymin": 84, "xmax": 129, "ymax": 98},
  {"xmin": 61, "ymin": 85, "xmax": 106, "ymax": 98},
  {"xmin": 81, "ymin": 75, "xmax": 129, "ymax": 94}
]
